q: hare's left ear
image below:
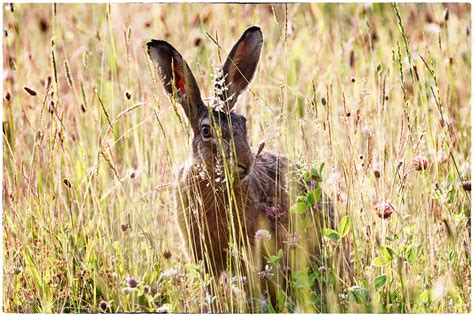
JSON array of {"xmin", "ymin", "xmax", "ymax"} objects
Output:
[{"xmin": 217, "ymin": 26, "xmax": 263, "ymax": 111}]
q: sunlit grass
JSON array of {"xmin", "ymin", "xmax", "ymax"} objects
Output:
[{"xmin": 2, "ymin": 3, "xmax": 471, "ymax": 313}]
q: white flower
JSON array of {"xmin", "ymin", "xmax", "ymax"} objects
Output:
[
  {"xmin": 157, "ymin": 304, "xmax": 171, "ymax": 313},
  {"xmin": 424, "ymin": 23, "xmax": 441, "ymax": 34},
  {"xmin": 255, "ymin": 229, "xmax": 271, "ymax": 241},
  {"xmin": 432, "ymin": 277, "xmax": 446, "ymax": 301},
  {"xmin": 160, "ymin": 268, "xmax": 179, "ymax": 279}
]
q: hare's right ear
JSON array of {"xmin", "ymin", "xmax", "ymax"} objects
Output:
[{"xmin": 147, "ymin": 40, "xmax": 204, "ymax": 123}]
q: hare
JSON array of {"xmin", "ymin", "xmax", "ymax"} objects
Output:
[{"xmin": 147, "ymin": 26, "xmax": 333, "ymax": 310}]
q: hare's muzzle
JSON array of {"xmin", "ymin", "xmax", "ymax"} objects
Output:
[{"xmin": 237, "ymin": 164, "xmax": 250, "ymax": 179}]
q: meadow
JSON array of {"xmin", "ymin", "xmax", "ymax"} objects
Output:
[{"xmin": 2, "ymin": 3, "xmax": 472, "ymax": 313}]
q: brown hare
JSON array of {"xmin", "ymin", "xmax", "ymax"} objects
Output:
[{"xmin": 147, "ymin": 26, "xmax": 333, "ymax": 311}]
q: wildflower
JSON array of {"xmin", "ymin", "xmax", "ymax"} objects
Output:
[
  {"xmin": 12, "ymin": 266, "xmax": 22, "ymax": 275},
  {"xmin": 363, "ymin": 125, "xmax": 372, "ymax": 137},
  {"xmin": 437, "ymin": 152, "xmax": 447, "ymax": 165},
  {"xmin": 157, "ymin": 304, "xmax": 171, "ymax": 313},
  {"xmin": 231, "ymin": 275, "xmax": 247, "ymax": 284},
  {"xmin": 205, "ymin": 291, "xmax": 213, "ymax": 306},
  {"xmin": 160, "ymin": 268, "xmax": 179, "ymax": 279},
  {"xmin": 461, "ymin": 181, "xmax": 471, "ymax": 192},
  {"xmin": 327, "ymin": 172, "xmax": 342, "ymax": 186},
  {"xmin": 258, "ymin": 265, "xmax": 274, "ymax": 280},
  {"xmin": 338, "ymin": 293, "xmax": 349, "ymax": 300},
  {"xmin": 123, "ymin": 287, "xmax": 133, "ymax": 295},
  {"xmin": 413, "ymin": 156, "xmax": 428, "ymax": 171},
  {"xmin": 424, "ymin": 23, "xmax": 441, "ymax": 34},
  {"xmin": 98, "ymin": 300, "xmax": 108, "ymax": 311},
  {"xmin": 143, "ymin": 285, "xmax": 150, "ymax": 294},
  {"xmin": 264, "ymin": 205, "xmax": 286, "ymax": 221},
  {"xmin": 126, "ymin": 276, "xmax": 139, "ymax": 288},
  {"xmin": 376, "ymin": 202, "xmax": 394, "ymax": 219},
  {"xmin": 284, "ymin": 232, "xmax": 300, "ymax": 249},
  {"xmin": 432, "ymin": 277, "xmax": 446, "ymax": 301},
  {"xmin": 255, "ymin": 229, "xmax": 271, "ymax": 241}
]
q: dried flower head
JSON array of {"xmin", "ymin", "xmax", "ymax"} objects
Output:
[
  {"xmin": 413, "ymin": 156, "xmax": 428, "ymax": 171},
  {"xmin": 162, "ymin": 249, "xmax": 172, "ymax": 259},
  {"xmin": 143, "ymin": 285, "xmax": 150, "ymax": 294},
  {"xmin": 12, "ymin": 266, "xmax": 23, "ymax": 275},
  {"xmin": 231, "ymin": 275, "xmax": 247, "ymax": 284},
  {"xmin": 126, "ymin": 276, "xmax": 139, "ymax": 288},
  {"xmin": 258, "ymin": 265, "xmax": 274, "ymax": 280},
  {"xmin": 255, "ymin": 229, "xmax": 271, "ymax": 241},
  {"xmin": 376, "ymin": 202, "xmax": 394, "ymax": 219},
  {"xmin": 98, "ymin": 300, "xmax": 108, "ymax": 311},
  {"xmin": 461, "ymin": 181, "xmax": 471, "ymax": 192},
  {"xmin": 284, "ymin": 232, "xmax": 300, "ymax": 249},
  {"xmin": 264, "ymin": 205, "xmax": 286, "ymax": 221}
]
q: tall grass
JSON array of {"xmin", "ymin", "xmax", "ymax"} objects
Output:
[{"xmin": 2, "ymin": 3, "xmax": 471, "ymax": 313}]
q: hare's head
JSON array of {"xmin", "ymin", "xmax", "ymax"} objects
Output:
[{"xmin": 147, "ymin": 26, "xmax": 263, "ymax": 181}]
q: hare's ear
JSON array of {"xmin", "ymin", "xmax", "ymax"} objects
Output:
[
  {"xmin": 217, "ymin": 26, "xmax": 263, "ymax": 111},
  {"xmin": 147, "ymin": 40, "xmax": 204, "ymax": 123}
]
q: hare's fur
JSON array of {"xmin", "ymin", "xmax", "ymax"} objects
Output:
[{"xmin": 147, "ymin": 26, "xmax": 333, "ymax": 306}]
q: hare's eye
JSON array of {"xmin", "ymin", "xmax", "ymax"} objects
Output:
[{"xmin": 201, "ymin": 124, "xmax": 211, "ymax": 139}]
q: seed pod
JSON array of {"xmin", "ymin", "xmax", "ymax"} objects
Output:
[
  {"xmin": 374, "ymin": 169, "xmax": 381, "ymax": 179},
  {"xmin": 162, "ymin": 249, "xmax": 172, "ymax": 259},
  {"xmin": 461, "ymin": 181, "xmax": 471, "ymax": 192},
  {"xmin": 5, "ymin": 92, "xmax": 11, "ymax": 101},
  {"xmin": 63, "ymin": 178, "xmax": 72, "ymax": 189},
  {"xmin": 444, "ymin": 9, "xmax": 449, "ymax": 21},
  {"xmin": 24, "ymin": 87, "xmax": 37, "ymax": 96},
  {"xmin": 125, "ymin": 92, "xmax": 131, "ymax": 100}
]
